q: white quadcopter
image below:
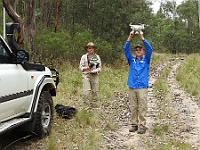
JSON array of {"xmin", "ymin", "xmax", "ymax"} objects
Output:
[{"xmin": 129, "ymin": 23, "xmax": 148, "ymax": 34}]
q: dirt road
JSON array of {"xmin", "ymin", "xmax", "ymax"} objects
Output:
[{"xmin": 104, "ymin": 58, "xmax": 200, "ymax": 150}]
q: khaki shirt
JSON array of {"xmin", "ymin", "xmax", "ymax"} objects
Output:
[{"xmin": 79, "ymin": 53, "xmax": 101, "ymax": 74}]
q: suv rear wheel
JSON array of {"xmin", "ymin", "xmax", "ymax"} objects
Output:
[{"xmin": 34, "ymin": 91, "xmax": 54, "ymax": 138}]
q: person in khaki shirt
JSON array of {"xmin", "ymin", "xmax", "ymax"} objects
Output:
[{"xmin": 79, "ymin": 42, "xmax": 101, "ymax": 107}]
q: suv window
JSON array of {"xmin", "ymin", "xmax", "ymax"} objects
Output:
[{"xmin": 0, "ymin": 39, "xmax": 12, "ymax": 64}]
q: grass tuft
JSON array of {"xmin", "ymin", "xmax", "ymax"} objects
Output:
[
  {"xmin": 176, "ymin": 54, "xmax": 200, "ymax": 98},
  {"xmin": 152, "ymin": 123, "xmax": 169, "ymax": 136}
]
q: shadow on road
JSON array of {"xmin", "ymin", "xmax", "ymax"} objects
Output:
[{"xmin": 0, "ymin": 131, "xmax": 37, "ymax": 150}]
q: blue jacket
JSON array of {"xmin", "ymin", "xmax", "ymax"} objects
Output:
[{"xmin": 123, "ymin": 39, "xmax": 152, "ymax": 88}]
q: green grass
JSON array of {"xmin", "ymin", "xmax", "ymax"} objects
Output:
[
  {"xmin": 176, "ymin": 54, "xmax": 200, "ymax": 98},
  {"xmin": 154, "ymin": 68, "xmax": 170, "ymax": 93},
  {"xmin": 28, "ymin": 53, "xmax": 200, "ymax": 149},
  {"xmin": 40, "ymin": 60, "xmax": 130, "ymax": 149},
  {"xmin": 152, "ymin": 141, "xmax": 192, "ymax": 150},
  {"xmin": 150, "ymin": 52, "xmax": 170, "ymax": 67},
  {"xmin": 152, "ymin": 123, "xmax": 169, "ymax": 136},
  {"xmin": 44, "ymin": 53, "xmax": 170, "ymax": 149}
]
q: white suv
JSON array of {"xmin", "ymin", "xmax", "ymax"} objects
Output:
[{"xmin": 0, "ymin": 23, "xmax": 59, "ymax": 138}]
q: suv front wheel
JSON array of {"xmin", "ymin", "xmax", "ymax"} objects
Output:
[{"xmin": 34, "ymin": 91, "xmax": 54, "ymax": 138}]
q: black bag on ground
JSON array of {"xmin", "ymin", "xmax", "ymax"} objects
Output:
[{"xmin": 55, "ymin": 104, "xmax": 77, "ymax": 119}]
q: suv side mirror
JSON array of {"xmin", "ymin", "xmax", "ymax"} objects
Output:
[{"xmin": 16, "ymin": 50, "xmax": 29, "ymax": 63}]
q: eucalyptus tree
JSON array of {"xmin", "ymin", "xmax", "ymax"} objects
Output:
[
  {"xmin": 155, "ymin": 0, "xmax": 200, "ymax": 53},
  {"xmin": 2, "ymin": 0, "xmax": 37, "ymax": 59},
  {"xmin": 177, "ymin": 0, "xmax": 199, "ymax": 33},
  {"xmin": 25, "ymin": 0, "xmax": 36, "ymax": 52},
  {"xmin": 53, "ymin": 0, "xmax": 153, "ymax": 42},
  {"xmin": 150, "ymin": 0, "xmax": 193, "ymax": 53},
  {"xmin": 2, "ymin": 0, "xmax": 24, "ymax": 48},
  {"xmin": 176, "ymin": 0, "xmax": 200, "ymax": 53}
]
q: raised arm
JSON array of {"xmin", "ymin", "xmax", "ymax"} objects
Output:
[
  {"xmin": 127, "ymin": 31, "xmax": 135, "ymax": 41},
  {"xmin": 123, "ymin": 32, "xmax": 135, "ymax": 62},
  {"xmin": 140, "ymin": 31, "xmax": 152, "ymax": 64}
]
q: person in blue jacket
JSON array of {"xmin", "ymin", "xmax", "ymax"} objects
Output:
[{"xmin": 123, "ymin": 31, "xmax": 152, "ymax": 134}]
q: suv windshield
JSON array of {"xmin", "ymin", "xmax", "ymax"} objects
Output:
[{"xmin": 0, "ymin": 38, "xmax": 13, "ymax": 63}]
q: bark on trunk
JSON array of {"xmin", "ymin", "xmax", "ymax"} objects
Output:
[
  {"xmin": 2, "ymin": 0, "xmax": 24, "ymax": 49},
  {"xmin": 25, "ymin": 0, "xmax": 36, "ymax": 50}
]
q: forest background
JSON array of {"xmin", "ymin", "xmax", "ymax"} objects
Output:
[
  {"xmin": 0, "ymin": 0, "xmax": 200, "ymax": 66},
  {"xmin": 1, "ymin": 1, "xmax": 200, "ymax": 149}
]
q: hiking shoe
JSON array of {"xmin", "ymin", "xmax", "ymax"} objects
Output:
[
  {"xmin": 129, "ymin": 125, "xmax": 138, "ymax": 132},
  {"xmin": 137, "ymin": 127, "xmax": 146, "ymax": 134}
]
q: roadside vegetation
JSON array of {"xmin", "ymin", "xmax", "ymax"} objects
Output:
[
  {"xmin": 20, "ymin": 53, "xmax": 200, "ymax": 150},
  {"xmin": 176, "ymin": 54, "xmax": 200, "ymax": 98}
]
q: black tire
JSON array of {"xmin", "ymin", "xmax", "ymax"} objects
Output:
[{"xmin": 34, "ymin": 91, "xmax": 54, "ymax": 138}]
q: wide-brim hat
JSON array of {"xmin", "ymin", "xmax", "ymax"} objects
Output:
[{"xmin": 84, "ymin": 42, "xmax": 97, "ymax": 50}]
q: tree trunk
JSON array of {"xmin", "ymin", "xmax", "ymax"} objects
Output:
[
  {"xmin": 25, "ymin": 0, "xmax": 36, "ymax": 52},
  {"xmin": 55, "ymin": 0, "xmax": 60, "ymax": 33},
  {"xmin": 2, "ymin": 0, "xmax": 24, "ymax": 49}
]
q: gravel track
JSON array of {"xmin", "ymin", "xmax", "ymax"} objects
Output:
[{"xmin": 104, "ymin": 58, "xmax": 200, "ymax": 150}]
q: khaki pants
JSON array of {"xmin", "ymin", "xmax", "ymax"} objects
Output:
[
  {"xmin": 129, "ymin": 88, "xmax": 148, "ymax": 127},
  {"xmin": 82, "ymin": 73, "xmax": 99, "ymax": 103}
]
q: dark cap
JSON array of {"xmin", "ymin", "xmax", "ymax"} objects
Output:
[{"xmin": 135, "ymin": 44, "xmax": 143, "ymax": 49}]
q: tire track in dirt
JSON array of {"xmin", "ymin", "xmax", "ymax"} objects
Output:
[
  {"xmin": 168, "ymin": 59, "xmax": 200, "ymax": 150},
  {"xmin": 105, "ymin": 57, "xmax": 200, "ymax": 150}
]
